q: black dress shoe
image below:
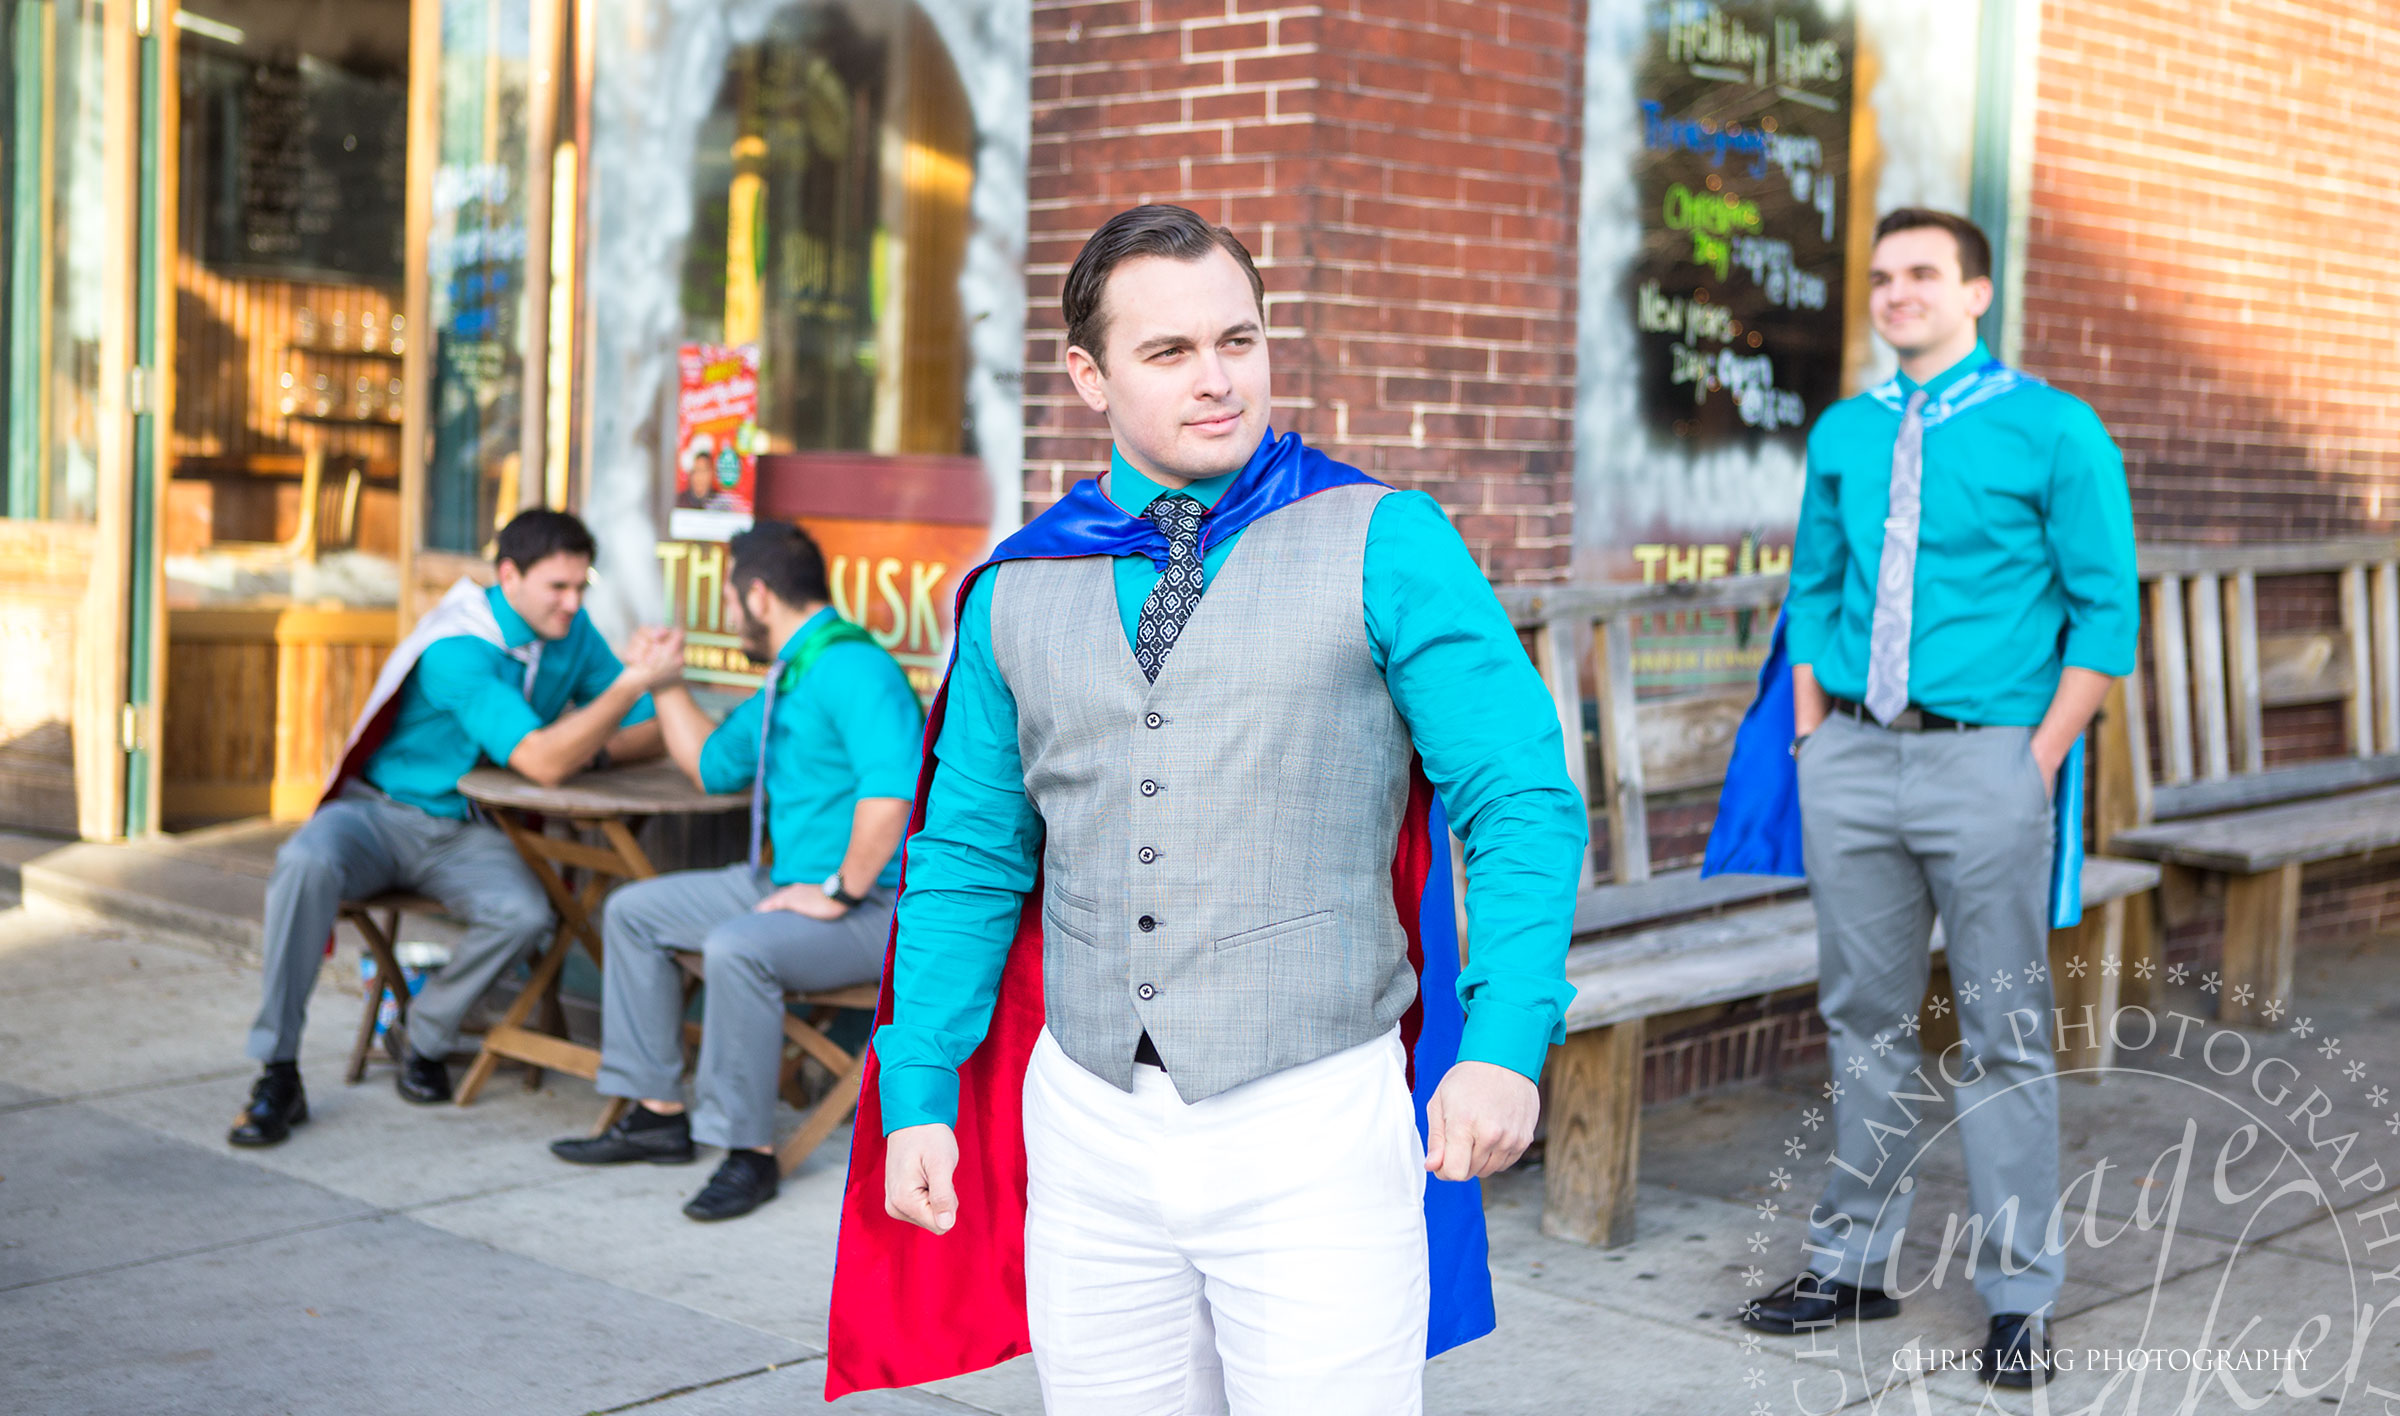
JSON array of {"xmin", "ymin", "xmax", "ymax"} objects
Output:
[
  {"xmin": 1740, "ymin": 1273, "xmax": 1901, "ymax": 1333},
  {"xmin": 682, "ymin": 1151, "xmax": 779, "ymax": 1222},
  {"xmin": 550, "ymin": 1108, "xmax": 697, "ymax": 1165},
  {"xmin": 395, "ymin": 1044, "xmax": 452, "ymax": 1105},
  {"xmin": 228, "ymin": 1068, "xmax": 307, "ymax": 1147},
  {"xmin": 1980, "ymin": 1312, "xmax": 2052, "ymax": 1388}
]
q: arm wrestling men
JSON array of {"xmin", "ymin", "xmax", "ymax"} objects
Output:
[
  {"xmin": 232, "ymin": 509, "xmax": 680, "ymax": 1144},
  {"xmin": 550, "ymin": 519, "xmax": 923, "ymax": 1223}
]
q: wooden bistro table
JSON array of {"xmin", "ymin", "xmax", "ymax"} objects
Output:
[{"xmin": 453, "ymin": 760, "xmax": 745, "ymax": 1105}]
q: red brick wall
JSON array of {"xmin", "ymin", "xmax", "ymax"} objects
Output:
[
  {"xmin": 1023, "ymin": 0, "xmax": 1585, "ymax": 583},
  {"xmin": 2017, "ymin": 0, "xmax": 2400, "ymax": 545}
]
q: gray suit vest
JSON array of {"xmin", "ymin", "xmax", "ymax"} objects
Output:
[{"xmin": 988, "ymin": 483, "xmax": 1417, "ymax": 1101}]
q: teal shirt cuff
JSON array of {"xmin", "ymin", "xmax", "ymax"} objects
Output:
[
  {"xmin": 622, "ymin": 692, "xmax": 657, "ymax": 728},
  {"xmin": 2060, "ymin": 626, "xmax": 2138, "ymax": 678},
  {"xmin": 1456, "ymin": 999, "xmax": 1565, "ymax": 1085},
  {"xmin": 696, "ymin": 695, "xmax": 761, "ymax": 796},
  {"xmin": 874, "ymin": 1054, "xmax": 963, "ymax": 1132},
  {"xmin": 1783, "ymin": 610, "xmax": 1830, "ymax": 668}
]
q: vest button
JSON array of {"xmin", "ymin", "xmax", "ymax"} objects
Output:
[
  {"xmin": 1140, "ymin": 779, "xmax": 1159, "ymax": 797},
  {"xmin": 1137, "ymin": 915, "xmax": 1156, "ymax": 932},
  {"xmin": 1138, "ymin": 846, "xmax": 1156, "ymax": 864},
  {"xmin": 1137, "ymin": 983, "xmax": 1156, "ymax": 1000},
  {"xmin": 1144, "ymin": 712, "xmax": 1163, "ymax": 729}
]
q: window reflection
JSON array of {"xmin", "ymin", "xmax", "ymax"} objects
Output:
[
  {"xmin": 680, "ymin": 0, "xmax": 972, "ymax": 460},
  {"xmin": 4, "ymin": 0, "xmax": 110, "ymax": 524},
  {"xmin": 424, "ymin": 0, "xmax": 533, "ymax": 553}
]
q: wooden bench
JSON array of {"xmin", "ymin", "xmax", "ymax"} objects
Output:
[
  {"xmin": 2103, "ymin": 538, "xmax": 2400, "ymax": 1027},
  {"xmin": 1540, "ymin": 858, "xmax": 2156, "ymax": 1246},
  {"xmin": 1498, "ymin": 572, "xmax": 2161, "ymax": 1247}
]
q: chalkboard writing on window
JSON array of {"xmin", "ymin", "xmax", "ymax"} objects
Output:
[
  {"xmin": 1630, "ymin": 0, "xmax": 1853, "ymax": 450},
  {"xmin": 186, "ymin": 50, "xmax": 405, "ymax": 288}
]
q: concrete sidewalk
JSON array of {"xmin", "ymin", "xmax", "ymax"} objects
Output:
[{"xmin": 2, "ymin": 846, "xmax": 2394, "ymax": 1414}]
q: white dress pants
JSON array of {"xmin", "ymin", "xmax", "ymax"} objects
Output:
[{"xmin": 1022, "ymin": 1026, "xmax": 1430, "ymax": 1416}]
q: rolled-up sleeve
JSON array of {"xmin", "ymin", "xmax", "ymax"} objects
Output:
[
  {"xmin": 1365, "ymin": 492, "xmax": 1585, "ymax": 1085},
  {"xmin": 1784, "ymin": 424, "xmax": 1847, "ymax": 668},
  {"xmin": 2046, "ymin": 405, "xmax": 2141, "ymax": 677},
  {"xmin": 696, "ymin": 690, "xmax": 764, "ymax": 796},
  {"xmin": 414, "ymin": 638, "xmax": 545, "ymax": 767},
  {"xmin": 877, "ymin": 572, "xmax": 1043, "ymax": 1132},
  {"xmin": 819, "ymin": 643, "xmax": 926, "ymax": 800}
]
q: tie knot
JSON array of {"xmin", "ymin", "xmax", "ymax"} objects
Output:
[
  {"xmin": 1904, "ymin": 389, "xmax": 1930, "ymax": 415},
  {"xmin": 1146, "ymin": 494, "xmax": 1205, "ymax": 546}
]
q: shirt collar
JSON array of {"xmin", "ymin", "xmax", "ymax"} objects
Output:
[
  {"xmin": 1106, "ymin": 444, "xmax": 1242, "ymax": 518},
  {"xmin": 1896, "ymin": 339, "xmax": 1994, "ymax": 401},
  {"xmin": 772, "ymin": 606, "xmax": 840, "ymax": 664},
  {"xmin": 484, "ymin": 584, "xmax": 539, "ymax": 650}
]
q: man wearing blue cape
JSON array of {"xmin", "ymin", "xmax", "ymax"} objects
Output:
[
  {"xmin": 1718, "ymin": 209, "xmax": 2138, "ymax": 1389},
  {"xmin": 826, "ymin": 205, "xmax": 1585, "ymax": 1410}
]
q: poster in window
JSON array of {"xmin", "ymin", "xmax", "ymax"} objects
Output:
[{"xmin": 670, "ymin": 343, "xmax": 763, "ymax": 542}]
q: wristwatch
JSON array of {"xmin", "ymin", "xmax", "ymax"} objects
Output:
[
  {"xmin": 822, "ymin": 870, "xmax": 864, "ymax": 908},
  {"xmin": 1789, "ymin": 733, "xmax": 1812, "ymax": 758}
]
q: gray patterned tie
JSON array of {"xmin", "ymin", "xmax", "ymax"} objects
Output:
[
  {"xmin": 748, "ymin": 671, "xmax": 778, "ymax": 871},
  {"xmin": 1133, "ymin": 494, "xmax": 1207, "ymax": 682},
  {"xmin": 1864, "ymin": 389, "xmax": 1930, "ymax": 725}
]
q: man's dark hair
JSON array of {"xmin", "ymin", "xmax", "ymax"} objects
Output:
[
  {"xmin": 1061, "ymin": 204, "xmax": 1265, "ymax": 371},
  {"xmin": 728, "ymin": 519, "xmax": 832, "ymax": 609},
  {"xmin": 1872, "ymin": 208, "xmax": 1993, "ymax": 283},
  {"xmin": 494, "ymin": 508, "xmax": 597, "ymax": 573}
]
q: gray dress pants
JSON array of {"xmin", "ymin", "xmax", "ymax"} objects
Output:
[
  {"xmin": 247, "ymin": 782, "xmax": 555, "ymax": 1065},
  {"xmin": 594, "ymin": 863, "xmax": 892, "ymax": 1151},
  {"xmin": 1795, "ymin": 710, "xmax": 2063, "ymax": 1316}
]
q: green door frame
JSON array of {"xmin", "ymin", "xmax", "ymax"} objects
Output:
[
  {"xmin": 124, "ymin": 0, "xmax": 163, "ymax": 835},
  {"xmin": 7, "ymin": 0, "xmax": 50, "ymax": 515}
]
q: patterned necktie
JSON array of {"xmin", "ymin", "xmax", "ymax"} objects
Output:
[
  {"xmin": 748, "ymin": 672, "xmax": 778, "ymax": 870},
  {"xmin": 1864, "ymin": 388, "xmax": 1931, "ymax": 725},
  {"xmin": 1133, "ymin": 494, "xmax": 1208, "ymax": 682}
]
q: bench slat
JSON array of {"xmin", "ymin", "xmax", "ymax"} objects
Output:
[
  {"xmin": 2258, "ymin": 630, "xmax": 2351, "ymax": 708},
  {"xmin": 2150, "ymin": 753, "xmax": 2400, "ymax": 821},
  {"xmin": 1560, "ymin": 859, "xmax": 2159, "ymax": 1031},
  {"xmin": 2113, "ymin": 783, "xmax": 2400, "ymax": 873},
  {"xmin": 1571, "ymin": 868, "xmax": 1802, "ymax": 937},
  {"xmin": 1563, "ymin": 901, "xmax": 1819, "ymax": 1030}
]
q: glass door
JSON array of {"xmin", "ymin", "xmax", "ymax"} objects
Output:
[{"xmin": 0, "ymin": 0, "xmax": 149, "ymax": 839}]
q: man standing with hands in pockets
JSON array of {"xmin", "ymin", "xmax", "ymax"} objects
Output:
[{"xmin": 1744, "ymin": 209, "xmax": 2139, "ymax": 1388}]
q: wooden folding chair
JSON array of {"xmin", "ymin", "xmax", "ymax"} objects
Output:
[
  {"xmin": 338, "ymin": 891, "xmax": 452, "ymax": 1085},
  {"xmin": 592, "ymin": 953, "xmax": 879, "ymax": 1177}
]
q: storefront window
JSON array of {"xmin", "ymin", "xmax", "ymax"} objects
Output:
[
  {"xmin": 168, "ymin": 10, "xmax": 410, "ymax": 607},
  {"xmin": 423, "ymin": 0, "xmax": 535, "ymax": 553},
  {"xmin": 4, "ymin": 0, "xmax": 110, "ymax": 524},
  {"xmin": 581, "ymin": 0, "xmax": 997, "ymax": 695},
  {"xmin": 677, "ymin": 0, "xmax": 972, "ymax": 463}
]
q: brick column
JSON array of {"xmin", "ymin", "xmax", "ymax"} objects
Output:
[{"xmin": 1025, "ymin": 1, "xmax": 1584, "ymax": 584}]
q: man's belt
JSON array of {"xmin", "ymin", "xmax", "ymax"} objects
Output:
[{"xmin": 1828, "ymin": 697, "xmax": 1981, "ymax": 732}]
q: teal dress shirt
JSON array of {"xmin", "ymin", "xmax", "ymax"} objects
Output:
[
  {"xmin": 695, "ymin": 608, "xmax": 926, "ymax": 889},
  {"xmin": 1785, "ymin": 342, "xmax": 2140, "ymax": 725},
  {"xmin": 877, "ymin": 446, "xmax": 1588, "ymax": 1132},
  {"xmin": 364, "ymin": 585, "xmax": 656, "ymax": 819}
]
